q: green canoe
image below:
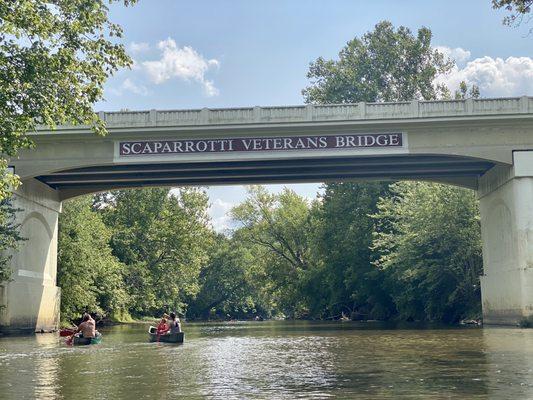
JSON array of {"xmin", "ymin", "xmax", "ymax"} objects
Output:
[{"xmin": 73, "ymin": 333, "xmax": 102, "ymax": 345}]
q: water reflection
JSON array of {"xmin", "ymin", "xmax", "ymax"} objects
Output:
[
  {"xmin": 33, "ymin": 334, "xmax": 60, "ymax": 399},
  {"xmin": 482, "ymin": 328, "xmax": 533, "ymax": 399},
  {"xmin": 0, "ymin": 322, "xmax": 532, "ymax": 399}
]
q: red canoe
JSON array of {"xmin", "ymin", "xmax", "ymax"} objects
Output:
[{"xmin": 59, "ymin": 328, "xmax": 76, "ymax": 337}]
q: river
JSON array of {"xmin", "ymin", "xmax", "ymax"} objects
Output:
[{"xmin": 0, "ymin": 321, "xmax": 532, "ymax": 399}]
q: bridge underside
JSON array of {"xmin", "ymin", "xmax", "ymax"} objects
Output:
[{"xmin": 35, "ymin": 154, "xmax": 494, "ymax": 197}]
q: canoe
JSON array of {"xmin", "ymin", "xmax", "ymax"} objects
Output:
[
  {"xmin": 59, "ymin": 328, "xmax": 76, "ymax": 337},
  {"xmin": 72, "ymin": 332, "xmax": 102, "ymax": 346},
  {"xmin": 148, "ymin": 326, "xmax": 184, "ymax": 343}
]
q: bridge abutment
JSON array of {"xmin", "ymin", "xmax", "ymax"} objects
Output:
[
  {"xmin": 478, "ymin": 151, "xmax": 533, "ymax": 325},
  {"xmin": 0, "ymin": 179, "xmax": 61, "ymax": 333}
]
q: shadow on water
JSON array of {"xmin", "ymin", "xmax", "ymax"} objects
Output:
[{"xmin": 0, "ymin": 321, "xmax": 531, "ymax": 399}]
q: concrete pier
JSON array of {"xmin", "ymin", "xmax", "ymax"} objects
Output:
[
  {"xmin": 479, "ymin": 151, "xmax": 533, "ymax": 325},
  {"xmin": 0, "ymin": 179, "xmax": 61, "ymax": 333}
]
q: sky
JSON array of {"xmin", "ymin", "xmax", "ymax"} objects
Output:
[{"xmin": 99, "ymin": 0, "xmax": 533, "ymax": 232}]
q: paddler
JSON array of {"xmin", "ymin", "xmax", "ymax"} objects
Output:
[{"xmin": 74, "ymin": 313, "xmax": 97, "ymax": 339}]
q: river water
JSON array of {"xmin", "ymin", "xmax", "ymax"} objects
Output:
[{"xmin": 0, "ymin": 321, "xmax": 532, "ymax": 399}]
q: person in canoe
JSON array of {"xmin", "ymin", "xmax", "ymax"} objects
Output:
[
  {"xmin": 74, "ymin": 313, "xmax": 98, "ymax": 339},
  {"xmin": 168, "ymin": 312, "xmax": 182, "ymax": 333},
  {"xmin": 156, "ymin": 315, "xmax": 170, "ymax": 335}
]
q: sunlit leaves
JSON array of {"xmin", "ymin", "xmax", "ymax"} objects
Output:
[
  {"xmin": 302, "ymin": 21, "xmax": 453, "ymax": 104},
  {"xmin": 371, "ymin": 182, "xmax": 483, "ymax": 322},
  {"xmin": 0, "ymin": 0, "xmax": 136, "ymax": 201}
]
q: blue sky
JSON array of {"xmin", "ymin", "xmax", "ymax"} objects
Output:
[{"xmin": 100, "ymin": 0, "xmax": 533, "ymax": 231}]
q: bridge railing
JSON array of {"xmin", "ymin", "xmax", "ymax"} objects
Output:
[{"xmin": 47, "ymin": 97, "xmax": 533, "ymax": 130}]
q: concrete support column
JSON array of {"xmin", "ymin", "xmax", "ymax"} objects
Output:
[
  {"xmin": 0, "ymin": 178, "xmax": 61, "ymax": 333},
  {"xmin": 478, "ymin": 151, "xmax": 533, "ymax": 325}
]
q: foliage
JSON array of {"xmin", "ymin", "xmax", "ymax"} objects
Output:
[
  {"xmin": 0, "ymin": 0, "xmax": 135, "ymax": 199},
  {"xmin": 57, "ymin": 197, "xmax": 129, "ymax": 322},
  {"xmin": 454, "ymin": 81, "xmax": 481, "ymax": 100},
  {"xmin": 372, "ymin": 182, "xmax": 483, "ymax": 322},
  {"xmin": 492, "ymin": 0, "xmax": 532, "ymax": 27},
  {"xmin": 98, "ymin": 188, "xmax": 213, "ymax": 316},
  {"xmin": 312, "ymin": 182, "xmax": 394, "ymax": 320},
  {"xmin": 302, "ymin": 21, "xmax": 453, "ymax": 104},
  {"xmin": 187, "ymin": 235, "xmax": 268, "ymax": 319},
  {"xmin": 231, "ymin": 186, "xmax": 318, "ymax": 317},
  {"xmin": 0, "ymin": 198, "xmax": 24, "ymax": 285}
]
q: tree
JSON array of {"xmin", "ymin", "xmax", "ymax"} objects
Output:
[
  {"xmin": 312, "ymin": 182, "xmax": 394, "ymax": 320},
  {"xmin": 302, "ymin": 21, "xmax": 453, "ymax": 104},
  {"xmin": 0, "ymin": 0, "xmax": 136, "ymax": 198},
  {"xmin": 492, "ymin": 0, "xmax": 532, "ymax": 28},
  {"xmin": 231, "ymin": 186, "xmax": 317, "ymax": 317},
  {"xmin": 454, "ymin": 81, "xmax": 481, "ymax": 100},
  {"xmin": 187, "ymin": 235, "xmax": 267, "ymax": 320},
  {"xmin": 98, "ymin": 188, "xmax": 213, "ymax": 316},
  {"xmin": 0, "ymin": 199, "xmax": 23, "ymax": 286},
  {"xmin": 372, "ymin": 182, "xmax": 483, "ymax": 322},
  {"xmin": 301, "ymin": 21, "xmax": 483, "ymax": 323},
  {"xmin": 58, "ymin": 197, "xmax": 129, "ymax": 322}
]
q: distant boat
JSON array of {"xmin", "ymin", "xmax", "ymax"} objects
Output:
[{"xmin": 148, "ymin": 326, "xmax": 184, "ymax": 343}]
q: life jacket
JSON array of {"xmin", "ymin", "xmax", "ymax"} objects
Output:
[{"xmin": 156, "ymin": 321, "xmax": 168, "ymax": 334}]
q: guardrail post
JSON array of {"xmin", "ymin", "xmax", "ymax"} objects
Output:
[
  {"xmin": 253, "ymin": 106, "xmax": 261, "ymax": 123},
  {"xmin": 520, "ymin": 96, "xmax": 529, "ymax": 113},
  {"xmin": 466, "ymin": 98, "xmax": 474, "ymax": 114},
  {"xmin": 200, "ymin": 108, "xmax": 209, "ymax": 124},
  {"xmin": 359, "ymin": 102, "xmax": 366, "ymax": 119},
  {"xmin": 305, "ymin": 104, "xmax": 314, "ymax": 121},
  {"xmin": 150, "ymin": 109, "xmax": 157, "ymax": 126},
  {"xmin": 410, "ymin": 100, "xmax": 419, "ymax": 118}
]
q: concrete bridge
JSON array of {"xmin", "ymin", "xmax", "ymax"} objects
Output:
[{"xmin": 1, "ymin": 96, "xmax": 533, "ymax": 332}]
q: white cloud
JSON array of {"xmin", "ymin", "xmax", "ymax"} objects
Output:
[
  {"xmin": 436, "ymin": 56, "xmax": 533, "ymax": 97},
  {"xmin": 209, "ymin": 198, "xmax": 235, "ymax": 233},
  {"xmin": 128, "ymin": 41, "xmax": 150, "ymax": 54},
  {"xmin": 142, "ymin": 38, "xmax": 220, "ymax": 96},
  {"xmin": 108, "ymin": 78, "xmax": 149, "ymax": 97},
  {"xmin": 435, "ymin": 46, "xmax": 472, "ymax": 66},
  {"xmin": 122, "ymin": 78, "xmax": 149, "ymax": 95}
]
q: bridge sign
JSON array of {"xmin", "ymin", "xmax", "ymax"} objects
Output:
[{"xmin": 118, "ymin": 133, "xmax": 403, "ymax": 157}]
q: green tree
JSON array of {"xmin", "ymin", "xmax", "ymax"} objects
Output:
[
  {"xmin": 0, "ymin": 199, "xmax": 23, "ymax": 286},
  {"xmin": 372, "ymin": 182, "xmax": 483, "ymax": 322},
  {"xmin": 98, "ymin": 188, "xmax": 213, "ymax": 316},
  {"xmin": 454, "ymin": 81, "xmax": 481, "ymax": 100},
  {"xmin": 231, "ymin": 186, "xmax": 317, "ymax": 317},
  {"xmin": 301, "ymin": 20, "xmax": 483, "ymax": 323},
  {"xmin": 0, "ymin": 0, "xmax": 135, "ymax": 198},
  {"xmin": 302, "ymin": 21, "xmax": 453, "ymax": 104},
  {"xmin": 313, "ymin": 182, "xmax": 394, "ymax": 320},
  {"xmin": 187, "ymin": 235, "xmax": 267, "ymax": 320},
  {"xmin": 58, "ymin": 197, "xmax": 129, "ymax": 322}
]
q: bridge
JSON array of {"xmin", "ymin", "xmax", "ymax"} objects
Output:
[{"xmin": 1, "ymin": 96, "xmax": 532, "ymax": 332}]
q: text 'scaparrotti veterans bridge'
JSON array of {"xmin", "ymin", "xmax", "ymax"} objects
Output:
[{"xmin": 2, "ymin": 97, "xmax": 533, "ymax": 332}]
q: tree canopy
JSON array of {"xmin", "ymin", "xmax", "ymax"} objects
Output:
[
  {"xmin": 302, "ymin": 21, "xmax": 453, "ymax": 104},
  {"xmin": 0, "ymin": 0, "xmax": 135, "ymax": 198}
]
